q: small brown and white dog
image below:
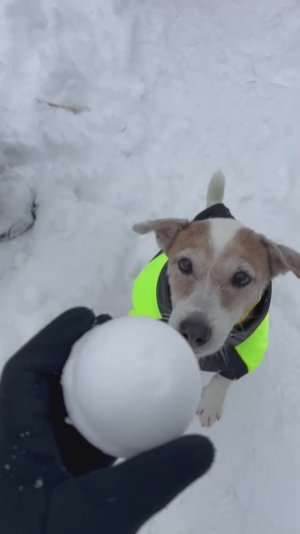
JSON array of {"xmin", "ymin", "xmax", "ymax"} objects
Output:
[{"xmin": 132, "ymin": 172, "xmax": 300, "ymax": 426}]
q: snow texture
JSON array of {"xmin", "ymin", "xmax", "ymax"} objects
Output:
[
  {"xmin": 62, "ymin": 316, "xmax": 201, "ymax": 458},
  {"xmin": 0, "ymin": 0, "xmax": 300, "ymax": 532}
]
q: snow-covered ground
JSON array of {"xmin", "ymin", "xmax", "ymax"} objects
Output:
[{"xmin": 0, "ymin": 0, "xmax": 300, "ymax": 532}]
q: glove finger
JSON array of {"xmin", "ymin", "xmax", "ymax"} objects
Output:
[
  {"xmin": 3, "ymin": 307, "xmax": 95, "ymax": 375},
  {"xmin": 0, "ymin": 308, "xmax": 95, "ymax": 470},
  {"xmin": 49, "ymin": 435, "xmax": 214, "ymax": 534},
  {"xmin": 95, "ymin": 435, "xmax": 215, "ymax": 528},
  {"xmin": 47, "ymin": 312, "xmax": 114, "ymax": 475},
  {"xmin": 51, "ymin": 378, "xmax": 115, "ymax": 476},
  {"xmin": 94, "ymin": 314, "xmax": 112, "ymax": 326}
]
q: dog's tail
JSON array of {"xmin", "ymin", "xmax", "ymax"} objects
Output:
[{"xmin": 206, "ymin": 171, "xmax": 225, "ymax": 207}]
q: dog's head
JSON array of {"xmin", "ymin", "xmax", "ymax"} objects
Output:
[{"xmin": 133, "ymin": 216, "xmax": 300, "ymax": 358}]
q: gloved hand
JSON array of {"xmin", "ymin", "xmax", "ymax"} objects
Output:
[{"xmin": 0, "ymin": 308, "xmax": 214, "ymax": 534}]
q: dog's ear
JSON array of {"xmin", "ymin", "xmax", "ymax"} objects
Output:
[
  {"xmin": 133, "ymin": 218, "xmax": 189, "ymax": 252},
  {"xmin": 261, "ymin": 237, "xmax": 300, "ymax": 278}
]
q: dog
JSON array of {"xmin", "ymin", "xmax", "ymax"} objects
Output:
[{"xmin": 131, "ymin": 172, "xmax": 300, "ymax": 426}]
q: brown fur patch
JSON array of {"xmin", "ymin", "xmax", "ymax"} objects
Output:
[
  {"xmin": 167, "ymin": 221, "xmax": 211, "ymax": 304},
  {"xmin": 168, "ymin": 221, "xmax": 211, "ymax": 257},
  {"xmin": 261, "ymin": 238, "xmax": 300, "ymax": 278},
  {"xmin": 216, "ymin": 227, "xmax": 271, "ymax": 311},
  {"xmin": 229, "ymin": 228, "xmax": 271, "ymax": 278}
]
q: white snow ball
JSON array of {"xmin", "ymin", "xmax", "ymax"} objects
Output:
[{"xmin": 62, "ymin": 316, "xmax": 201, "ymax": 458}]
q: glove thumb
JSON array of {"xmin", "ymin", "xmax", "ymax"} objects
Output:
[{"xmin": 47, "ymin": 435, "xmax": 214, "ymax": 534}]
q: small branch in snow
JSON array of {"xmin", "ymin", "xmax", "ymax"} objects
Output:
[{"xmin": 37, "ymin": 98, "xmax": 89, "ymax": 114}]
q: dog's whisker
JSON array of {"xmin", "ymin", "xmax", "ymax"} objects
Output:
[
  {"xmin": 220, "ymin": 346, "xmax": 230, "ymax": 367},
  {"xmin": 230, "ymin": 331, "xmax": 245, "ymax": 343},
  {"xmin": 160, "ymin": 312, "xmax": 171, "ymax": 323},
  {"xmin": 159, "ymin": 303, "xmax": 172, "ymax": 314},
  {"xmin": 158, "ymin": 304, "xmax": 172, "ymax": 323}
]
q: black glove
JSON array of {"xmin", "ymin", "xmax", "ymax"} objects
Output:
[{"xmin": 0, "ymin": 308, "xmax": 214, "ymax": 534}]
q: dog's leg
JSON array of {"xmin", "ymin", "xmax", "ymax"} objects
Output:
[
  {"xmin": 206, "ymin": 171, "xmax": 225, "ymax": 207},
  {"xmin": 197, "ymin": 374, "xmax": 231, "ymax": 427}
]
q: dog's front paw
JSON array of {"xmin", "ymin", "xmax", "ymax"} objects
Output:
[
  {"xmin": 197, "ymin": 374, "xmax": 230, "ymax": 427},
  {"xmin": 197, "ymin": 389, "xmax": 223, "ymax": 427}
]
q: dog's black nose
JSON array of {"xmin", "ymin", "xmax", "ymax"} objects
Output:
[{"xmin": 179, "ymin": 315, "xmax": 212, "ymax": 348}]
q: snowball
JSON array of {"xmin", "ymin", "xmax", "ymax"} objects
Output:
[{"xmin": 62, "ymin": 316, "xmax": 201, "ymax": 458}]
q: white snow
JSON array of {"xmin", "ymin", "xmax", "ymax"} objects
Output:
[
  {"xmin": 0, "ymin": 0, "xmax": 299, "ymax": 532},
  {"xmin": 0, "ymin": 173, "xmax": 35, "ymax": 239},
  {"xmin": 62, "ymin": 316, "xmax": 201, "ymax": 458}
]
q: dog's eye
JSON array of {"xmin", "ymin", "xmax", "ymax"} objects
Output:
[
  {"xmin": 178, "ymin": 258, "xmax": 193, "ymax": 274},
  {"xmin": 232, "ymin": 271, "xmax": 251, "ymax": 288}
]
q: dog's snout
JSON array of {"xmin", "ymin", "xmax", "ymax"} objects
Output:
[{"xmin": 179, "ymin": 315, "xmax": 212, "ymax": 348}]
